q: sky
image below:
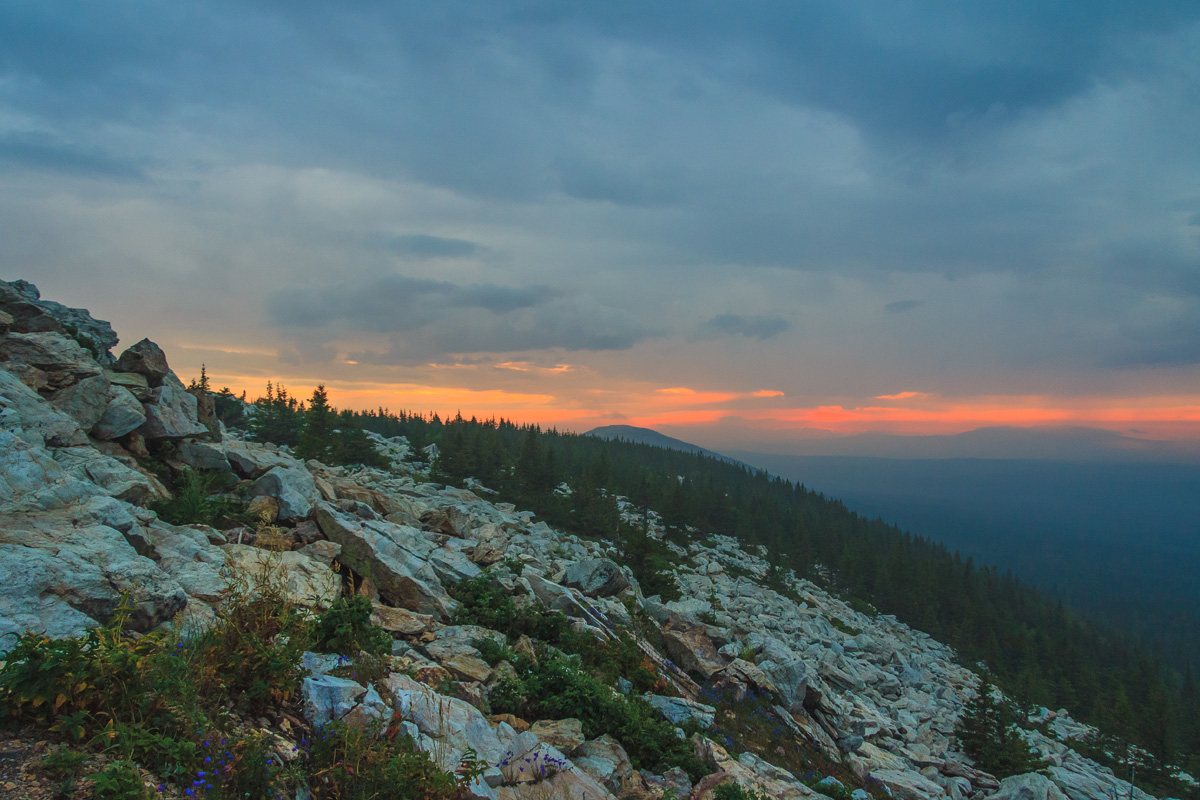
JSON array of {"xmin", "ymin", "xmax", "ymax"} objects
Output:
[{"xmin": 2, "ymin": 2, "xmax": 1199, "ymax": 454}]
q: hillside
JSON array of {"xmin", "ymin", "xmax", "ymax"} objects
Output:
[
  {"xmin": 0, "ymin": 279, "xmax": 1196, "ymax": 800},
  {"xmin": 586, "ymin": 425, "xmax": 736, "ymax": 463}
]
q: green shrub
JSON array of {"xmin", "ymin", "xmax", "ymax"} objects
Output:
[
  {"xmin": 151, "ymin": 468, "xmax": 240, "ymax": 527},
  {"xmin": 0, "ymin": 553, "xmax": 470, "ymax": 800},
  {"xmin": 88, "ymin": 760, "xmax": 150, "ymax": 800},
  {"xmin": 489, "ymin": 653, "xmax": 707, "ymax": 781},
  {"xmin": 312, "ymin": 595, "xmax": 392, "ymax": 657},
  {"xmin": 302, "ymin": 720, "xmax": 464, "ymax": 800},
  {"xmin": 713, "ymin": 782, "xmax": 772, "ymax": 800}
]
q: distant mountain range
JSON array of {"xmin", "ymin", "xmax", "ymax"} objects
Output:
[
  {"xmin": 644, "ymin": 424, "xmax": 1200, "ymax": 463},
  {"xmin": 585, "ymin": 424, "xmax": 740, "ymax": 464}
]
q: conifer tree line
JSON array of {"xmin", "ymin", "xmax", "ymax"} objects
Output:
[{"xmin": 219, "ymin": 383, "xmax": 1200, "ymax": 781}]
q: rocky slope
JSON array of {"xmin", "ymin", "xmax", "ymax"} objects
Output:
[{"xmin": 0, "ymin": 279, "xmax": 1179, "ymax": 800}]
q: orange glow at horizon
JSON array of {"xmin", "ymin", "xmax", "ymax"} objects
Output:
[{"xmin": 199, "ymin": 365, "xmax": 1200, "ymax": 441}]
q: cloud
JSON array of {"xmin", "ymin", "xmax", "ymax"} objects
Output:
[
  {"xmin": 876, "ymin": 391, "xmax": 932, "ymax": 400},
  {"xmin": 0, "ymin": 134, "xmax": 145, "ymax": 180},
  {"xmin": 381, "ymin": 234, "xmax": 481, "ymax": 259},
  {"xmin": 267, "ymin": 274, "xmax": 558, "ymax": 331},
  {"xmin": 885, "ymin": 300, "xmax": 925, "ymax": 313},
  {"xmin": 267, "ymin": 274, "xmax": 656, "ymax": 361},
  {"xmin": 753, "ymin": 390, "xmax": 785, "ymax": 398},
  {"xmin": 698, "ymin": 314, "xmax": 790, "ymax": 341}
]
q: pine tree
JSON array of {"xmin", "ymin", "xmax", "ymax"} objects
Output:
[
  {"xmin": 956, "ymin": 680, "xmax": 1042, "ymax": 778},
  {"xmin": 297, "ymin": 385, "xmax": 336, "ymax": 462}
]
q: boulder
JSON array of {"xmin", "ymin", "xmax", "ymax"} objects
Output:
[
  {"xmin": 91, "ymin": 386, "xmax": 147, "ymax": 440},
  {"xmin": 246, "ymin": 495, "xmax": 280, "ymax": 522},
  {"xmin": 0, "ymin": 508, "xmax": 187, "ymax": 650},
  {"xmin": 114, "ymin": 338, "xmax": 169, "ymax": 386},
  {"xmin": 870, "ymin": 769, "xmax": 947, "ymax": 800},
  {"xmin": 387, "ymin": 673, "xmax": 507, "ymax": 767},
  {"xmin": 0, "ymin": 331, "xmax": 102, "ymax": 388},
  {"xmin": 49, "ymin": 373, "xmax": 112, "ymax": 429},
  {"xmin": 316, "ymin": 503, "xmax": 457, "ymax": 618},
  {"xmin": 0, "ymin": 368, "xmax": 86, "ymax": 446},
  {"xmin": 760, "ymin": 658, "xmax": 810, "ymax": 713},
  {"xmin": 146, "ymin": 522, "xmax": 229, "ymax": 602},
  {"xmin": 984, "ymin": 774, "xmax": 1069, "ymax": 800},
  {"xmin": 0, "ymin": 279, "xmax": 119, "ymax": 361},
  {"xmin": 221, "ymin": 544, "xmax": 341, "ymax": 607},
  {"xmin": 420, "ymin": 505, "xmax": 473, "ymax": 537},
  {"xmin": 496, "ymin": 744, "xmax": 612, "ymax": 799},
  {"xmin": 644, "ymin": 695, "xmax": 715, "ymax": 728},
  {"xmin": 371, "ymin": 603, "xmax": 437, "ymax": 636},
  {"xmin": 178, "ymin": 439, "xmax": 231, "ymax": 471},
  {"xmin": 569, "ymin": 735, "xmax": 632, "ymax": 794},
  {"xmin": 661, "ymin": 623, "xmax": 724, "ymax": 679},
  {"xmin": 139, "ymin": 374, "xmax": 208, "ymax": 439},
  {"xmin": 562, "ymin": 558, "xmax": 629, "ymax": 598},
  {"xmin": 0, "ymin": 432, "xmax": 103, "ymax": 513},
  {"xmin": 528, "ymin": 719, "xmax": 585, "ymax": 753},
  {"xmin": 302, "ymin": 674, "xmax": 368, "ymax": 727},
  {"xmin": 50, "ymin": 446, "xmax": 165, "ymax": 505},
  {"xmin": 250, "ymin": 465, "xmax": 320, "ymax": 522}
]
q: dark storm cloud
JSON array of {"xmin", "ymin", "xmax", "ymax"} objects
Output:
[
  {"xmin": 2, "ymin": 1, "xmax": 1199, "ymax": 382},
  {"xmin": 268, "ymin": 275, "xmax": 558, "ymax": 330},
  {"xmin": 698, "ymin": 314, "xmax": 790, "ymax": 341},
  {"xmin": 267, "ymin": 274, "xmax": 653, "ymax": 358}
]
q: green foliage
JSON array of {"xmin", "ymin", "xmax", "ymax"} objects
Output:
[
  {"xmin": 190, "ymin": 549, "xmax": 312, "ymax": 714},
  {"xmin": 151, "ymin": 468, "xmax": 240, "ymax": 527},
  {"xmin": 302, "ymin": 720, "xmax": 463, "ymax": 800},
  {"xmin": 489, "ymin": 653, "xmax": 708, "ymax": 781},
  {"xmin": 88, "ymin": 759, "xmax": 150, "ymax": 799},
  {"xmin": 448, "ymin": 573, "xmax": 571, "ymax": 643},
  {"xmin": 713, "ymin": 783, "xmax": 772, "ymax": 800},
  {"xmin": 955, "ymin": 681, "xmax": 1044, "ymax": 779},
  {"xmin": 312, "ymin": 594, "xmax": 393, "ymax": 657},
  {"xmin": 828, "ymin": 616, "xmax": 861, "ymax": 636},
  {"xmin": 0, "ymin": 545, "xmax": 470, "ymax": 799}
]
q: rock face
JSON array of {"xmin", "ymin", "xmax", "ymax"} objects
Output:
[
  {"xmin": 315, "ymin": 503, "xmax": 457, "ymax": 618},
  {"xmin": 0, "ymin": 279, "xmax": 119, "ymax": 362},
  {"xmin": 91, "ymin": 385, "xmax": 147, "ymax": 439},
  {"xmin": 139, "ymin": 374, "xmax": 208, "ymax": 439}
]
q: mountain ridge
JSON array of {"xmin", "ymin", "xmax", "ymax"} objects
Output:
[{"xmin": 0, "ymin": 278, "xmax": 1195, "ymax": 799}]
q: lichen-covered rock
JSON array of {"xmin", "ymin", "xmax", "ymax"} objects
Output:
[
  {"xmin": 139, "ymin": 373, "xmax": 208, "ymax": 439},
  {"xmin": 178, "ymin": 439, "xmax": 231, "ymax": 471},
  {"xmin": 114, "ymin": 338, "xmax": 170, "ymax": 386},
  {"xmin": 315, "ymin": 503, "xmax": 457, "ymax": 618},
  {"xmin": 0, "ymin": 331, "xmax": 102, "ymax": 388},
  {"xmin": 221, "ymin": 544, "xmax": 341, "ymax": 607},
  {"xmin": 0, "ymin": 368, "xmax": 86, "ymax": 446},
  {"xmin": 51, "ymin": 446, "xmax": 166, "ymax": 505},
  {"xmin": 0, "ymin": 431, "xmax": 103, "ymax": 512},
  {"xmin": 562, "ymin": 558, "xmax": 630, "ymax": 598},
  {"xmin": 0, "ymin": 279, "xmax": 118, "ymax": 362},
  {"xmin": 0, "ymin": 508, "xmax": 187, "ymax": 652},
  {"xmin": 984, "ymin": 773, "xmax": 1069, "ymax": 800},
  {"xmin": 50, "ymin": 373, "xmax": 112, "ymax": 429},
  {"xmin": 91, "ymin": 385, "xmax": 147, "ymax": 440},
  {"xmin": 250, "ymin": 465, "xmax": 320, "ymax": 522}
]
